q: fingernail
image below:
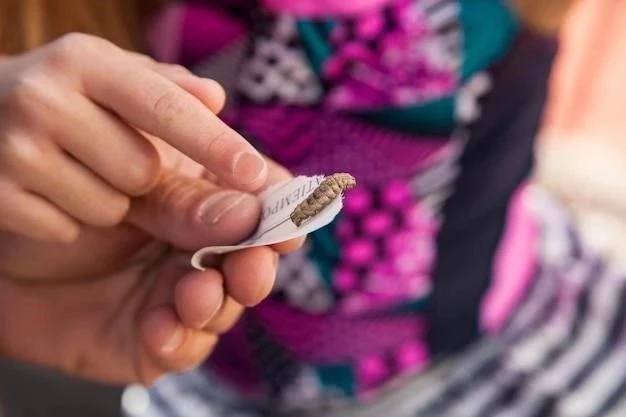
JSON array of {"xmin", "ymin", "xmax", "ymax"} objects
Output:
[
  {"xmin": 199, "ymin": 297, "xmax": 224, "ymax": 329},
  {"xmin": 161, "ymin": 325, "xmax": 184, "ymax": 354},
  {"xmin": 232, "ymin": 151, "xmax": 267, "ymax": 186},
  {"xmin": 197, "ymin": 191, "xmax": 254, "ymax": 224}
]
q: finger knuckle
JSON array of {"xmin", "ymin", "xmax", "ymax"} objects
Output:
[
  {"xmin": 0, "ymin": 132, "xmax": 47, "ymax": 174},
  {"xmin": 199, "ymin": 126, "xmax": 229, "ymax": 157},
  {"xmin": 124, "ymin": 144, "xmax": 161, "ymax": 196},
  {"xmin": 3, "ymin": 75, "xmax": 66, "ymax": 139},
  {"xmin": 150, "ymin": 87, "xmax": 186, "ymax": 124},
  {"xmin": 148, "ymin": 174, "xmax": 190, "ymax": 217},
  {"xmin": 0, "ymin": 182, "xmax": 19, "ymax": 224},
  {"xmin": 4, "ymin": 76, "xmax": 46, "ymax": 116},
  {"xmin": 47, "ymin": 33, "xmax": 112, "ymax": 69},
  {"xmin": 91, "ymin": 194, "xmax": 131, "ymax": 227}
]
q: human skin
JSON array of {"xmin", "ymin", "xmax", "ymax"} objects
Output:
[{"xmin": 0, "ymin": 33, "xmax": 303, "ymax": 385}]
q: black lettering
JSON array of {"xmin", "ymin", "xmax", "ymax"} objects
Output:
[
  {"xmin": 292, "ymin": 187, "xmax": 301, "ymax": 201},
  {"xmin": 281, "ymin": 195, "xmax": 291, "ymax": 210},
  {"xmin": 262, "ymin": 200, "xmax": 280, "ymax": 220},
  {"xmin": 270, "ymin": 200, "xmax": 280, "ymax": 215}
]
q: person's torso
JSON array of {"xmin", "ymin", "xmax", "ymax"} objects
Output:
[{"xmin": 145, "ymin": 0, "xmax": 554, "ymax": 409}]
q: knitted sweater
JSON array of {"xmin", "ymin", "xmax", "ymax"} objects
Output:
[{"xmin": 144, "ymin": 0, "xmax": 548, "ymax": 409}]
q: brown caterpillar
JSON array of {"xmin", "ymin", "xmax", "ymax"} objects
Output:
[{"xmin": 290, "ymin": 173, "xmax": 356, "ymax": 227}]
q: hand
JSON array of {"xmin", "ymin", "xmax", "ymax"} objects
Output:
[
  {"xmin": 0, "ymin": 32, "xmax": 268, "ymax": 243},
  {"xmin": 0, "ymin": 33, "xmax": 304, "ymax": 385},
  {"xmin": 0, "ymin": 163, "xmax": 303, "ymax": 386}
]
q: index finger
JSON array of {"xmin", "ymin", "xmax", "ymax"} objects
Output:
[{"xmin": 79, "ymin": 45, "xmax": 268, "ymax": 191}]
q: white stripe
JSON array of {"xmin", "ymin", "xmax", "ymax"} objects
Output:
[
  {"xmin": 503, "ymin": 190, "xmax": 591, "ymax": 342},
  {"xmin": 530, "ymin": 272, "xmax": 623, "ymax": 395},
  {"xmin": 151, "ymin": 371, "xmax": 235, "ymax": 417},
  {"xmin": 505, "ymin": 318, "xmax": 569, "ymax": 373},
  {"xmin": 502, "ymin": 268, "xmax": 559, "ymax": 340},
  {"xmin": 533, "ymin": 326, "xmax": 605, "ymax": 394},
  {"xmin": 491, "ymin": 393, "xmax": 544, "ymax": 417},
  {"xmin": 505, "ymin": 261, "xmax": 592, "ymax": 373},
  {"xmin": 397, "ymin": 341, "xmax": 502, "ymax": 414},
  {"xmin": 420, "ymin": 0, "xmax": 449, "ymax": 11},
  {"xmin": 143, "ymin": 403, "xmax": 171, "ymax": 417},
  {"xmin": 530, "ymin": 186, "xmax": 575, "ymax": 268},
  {"xmin": 312, "ymin": 341, "xmax": 503, "ymax": 417},
  {"xmin": 498, "ymin": 272, "xmax": 620, "ymax": 417},
  {"xmin": 444, "ymin": 372, "xmax": 516, "ymax": 417},
  {"xmin": 556, "ymin": 344, "xmax": 626, "ymax": 417}
]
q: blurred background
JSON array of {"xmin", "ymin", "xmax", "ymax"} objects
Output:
[{"xmin": 0, "ymin": 360, "xmax": 122, "ymax": 417}]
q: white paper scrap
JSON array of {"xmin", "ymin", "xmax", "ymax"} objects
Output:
[{"xmin": 191, "ymin": 175, "xmax": 344, "ymax": 270}]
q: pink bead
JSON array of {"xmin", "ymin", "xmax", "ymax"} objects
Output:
[
  {"xmin": 414, "ymin": 240, "xmax": 434, "ymax": 267},
  {"xmin": 363, "ymin": 211, "xmax": 393, "ymax": 236},
  {"xmin": 345, "ymin": 240, "xmax": 376, "ymax": 266},
  {"xmin": 407, "ymin": 276, "xmax": 430, "ymax": 297},
  {"xmin": 357, "ymin": 13, "xmax": 384, "ymax": 39},
  {"xmin": 344, "ymin": 188, "xmax": 372, "ymax": 215},
  {"xmin": 358, "ymin": 355, "xmax": 388, "ymax": 382},
  {"xmin": 406, "ymin": 205, "xmax": 436, "ymax": 231},
  {"xmin": 395, "ymin": 342, "xmax": 428, "ymax": 370},
  {"xmin": 334, "ymin": 268, "xmax": 358, "ymax": 292},
  {"xmin": 365, "ymin": 271, "xmax": 406, "ymax": 296},
  {"xmin": 397, "ymin": 4, "xmax": 425, "ymax": 29},
  {"xmin": 382, "ymin": 181, "xmax": 411, "ymax": 208},
  {"xmin": 385, "ymin": 232, "xmax": 410, "ymax": 256},
  {"xmin": 342, "ymin": 42, "xmax": 371, "ymax": 60},
  {"xmin": 393, "ymin": 253, "xmax": 421, "ymax": 275}
]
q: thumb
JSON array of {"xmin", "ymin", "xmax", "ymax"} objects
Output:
[{"xmin": 126, "ymin": 171, "xmax": 261, "ymax": 250}]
